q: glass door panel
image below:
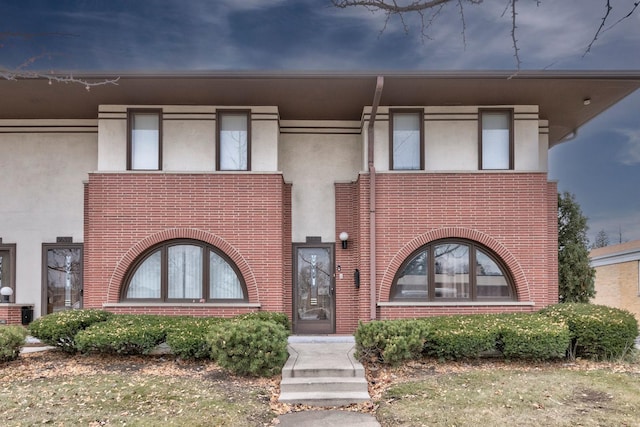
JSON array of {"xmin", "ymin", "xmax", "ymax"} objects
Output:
[
  {"xmin": 44, "ymin": 245, "xmax": 83, "ymax": 314},
  {"xmin": 294, "ymin": 245, "xmax": 334, "ymax": 334}
]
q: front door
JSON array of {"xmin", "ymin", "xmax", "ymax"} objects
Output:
[
  {"xmin": 293, "ymin": 244, "xmax": 335, "ymax": 334},
  {"xmin": 42, "ymin": 244, "xmax": 83, "ymax": 315}
]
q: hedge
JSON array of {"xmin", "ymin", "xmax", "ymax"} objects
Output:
[
  {"xmin": 28, "ymin": 309, "xmax": 113, "ymax": 353},
  {"xmin": 540, "ymin": 303, "xmax": 638, "ymax": 360},
  {"xmin": 208, "ymin": 318, "xmax": 289, "ymax": 377},
  {"xmin": 356, "ymin": 313, "xmax": 572, "ymax": 364},
  {"xmin": 75, "ymin": 314, "xmax": 173, "ymax": 355},
  {"xmin": 0, "ymin": 325, "xmax": 27, "ymax": 362}
]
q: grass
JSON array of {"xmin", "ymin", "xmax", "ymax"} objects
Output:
[
  {"xmin": 2, "ymin": 351, "xmax": 640, "ymax": 426},
  {"xmin": 376, "ymin": 367, "xmax": 640, "ymax": 426},
  {"xmin": 0, "ymin": 352, "xmax": 274, "ymax": 426}
]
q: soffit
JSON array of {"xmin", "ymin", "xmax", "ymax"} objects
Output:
[{"xmin": 1, "ymin": 71, "xmax": 639, "ymax": 145}]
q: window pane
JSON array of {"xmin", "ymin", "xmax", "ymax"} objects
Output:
[
  {"xmin": 219, "ymin": 113, "xmax": 248, "ymax": 170},
  {"xmin": 168, "ymin": 245, "xmax": 203, "ymax": 299},
  {"xmin": 210, "ymin": 251, "xmax": 243, "ymax": 299},
  {"xmin": 46, "ymin": 247, "xmax": 82, "ymax": 312},
  {"xmin": 434, "ymin": 243, "xmax": 470, "ymax": 299},
  {"xmin": 393, "ymin": 112, "xmax": 421, "ymax": 170},
  {"xmin": 393, "ymin": 250, "xmax": 428, "ymax": 299},
  {"xmin": 482, "ymin": 112, "xmax": 510, "ymax": 170},
  {"xmin": 128, "ymin": 251, "xmax": 161, "ymax": 298},
  {"xmin": 476, "ymin": 249, "xmax": 510, "ymax": 298},
  {"xmin": 131, "ymin": 113, "xmax": 160, "ymax": 170}
]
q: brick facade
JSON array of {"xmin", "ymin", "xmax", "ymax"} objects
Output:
[
  {"xmin": 351, "ymin": 172, "xmax": 557, "ymax": 321},
  {"xmin": 84, "ymin": 171, "xmax": 558, "ymax": 332},
  {"xmin": 592, "ymin": 261, "xmax": 640, "ymax": 322},
  {"xmin": 84, "ymin": 173, "xmax": 291, "ymax": 318}
]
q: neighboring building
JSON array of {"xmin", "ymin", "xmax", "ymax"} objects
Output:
[
  {"xmin": 1, "ymin": 71, "xmax": 639, "ymax": 334},
  {"xmin": 591, "ymin": 240, "xmax": 640, "ymax": 322}
]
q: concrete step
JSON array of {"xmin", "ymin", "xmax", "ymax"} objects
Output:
[
  {"xmin": 279, "ymin": 336, "xmax": 371, "ymax": 407},
  {"xmin": 278, "ymin": 390, "xmax": 371, "ymax": 407},
  {"xmin": 282, "ymin": 365, "xmax": 363, "ymax": 378},
  {"xmin": 280, "ymin": 376, "xmax": 369, "ymax": 394}
]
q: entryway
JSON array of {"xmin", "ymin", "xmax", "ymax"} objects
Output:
[
  {"xmin": 293, "ymin": 244, "xmax": 335, "ymax": 334},
  {"xmin": 42, "ymin": 244, "xmax": 83, "ymax": 315}
]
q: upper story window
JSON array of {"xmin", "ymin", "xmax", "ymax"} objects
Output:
[
  {"xmin": 390, "ymin": 239, "xmax": 516, "ymax": 302},
  {"xmin": 0, "ymin": 243, "xmax": 16, "ymax": 303},
  {"xmin": 480, "ymin": 109, "xmax": 513, "ymax": 170},
  {"xmin": 390, "ymin": 110, "xmax": 423, "ymax": 170},
  {"xmin": 217, "ymin": 111, "xmax": 250, "ymax": 171},
  {"xmin": 128, "ymin": 110, "xmax": 162, "ymax": 170},
  {"xmin": 121, "ymin": 240, "xmax": 247, "ymax": 302}
]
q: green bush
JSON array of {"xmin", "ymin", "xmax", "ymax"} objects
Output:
[
  {"xmin": 423, "ymin": 315, "xmax": 498, "ymax": 360},
  {"xmin": 165, "ymin": 317, "xmax": 225, "ymax": 359},
  {"xmin": 0, "ymin": 325, "xmax": 27, "ymax": 362},
  {"xmin": 234, "ymin": 311, "xmax": 291, "ymax": 331},
  {"xmin": 355, "ymin": 319, "xmax": 427, "ymax": 365},
  {"xmin": 540, "ymin": 303, "xmax": 639, "ymax": 360},
  {"xmin": 75, "ymin": 314, "xmax": 171, "ymax": 355},
  {"xmin": 28, "ymin": 309, "xmax": 113, "ymax": 353},
  {"xmin": 355, "ymin": 313, "xmax": 573, "ymax": 364},
  {"xmin": 495, "ymin": 314, "xmax": 570, "ymax": 360},
  {"xmin": 208, "ymin": 319, "xmax": 289, "ymax": 377}
]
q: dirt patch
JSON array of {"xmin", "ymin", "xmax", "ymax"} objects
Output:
[{"xmin": 573, "ymin": 387, "xmax": 613, "ymax": 404}]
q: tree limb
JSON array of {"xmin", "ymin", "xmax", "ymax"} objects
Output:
[
  {"xmin": 584, "ymin": 0, "xmax": 640, "ymax": 56},
  {"xmin": 0, "ymin": 33, "xmax": 119, "ymax": 90}
]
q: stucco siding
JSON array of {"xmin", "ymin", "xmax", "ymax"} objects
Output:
[
  {"xmin": 0, "ymin": 124, "xmax": 97, "ymax": 315},
  {"xmin": 279, "ymin": 130, "xmax": 361, "ymax": 243}
]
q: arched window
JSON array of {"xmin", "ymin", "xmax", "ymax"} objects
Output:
[
  {"xmin": 121, "ymin": 240, "xmax": 247, "ymax": 302},
  {"xmin": 390, "ymin": 239, "xmax": 516, "ymax": 302}
]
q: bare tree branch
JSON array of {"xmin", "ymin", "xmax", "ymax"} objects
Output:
[
  {"xmin": 333, "ymin": 0, "xmax": 639, "ymax": 69},
  {"xmin": 1, "ymin": 32, "xmax": 119, "ymax": 90},
  {"xmin": 584, "ymin": 0, "xmax": 640, "ymax": 56},
  {"xmin": 584, "ymin": 0, "xmax": 613, "ymax": 56},
  {"xmin": 510, "ymin": 0, "xmax": 521, "ymax": 70}
]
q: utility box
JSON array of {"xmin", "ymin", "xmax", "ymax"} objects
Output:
[{"xmin": 21, "ymin": 306, "xmax": 33, "ymax": 325}]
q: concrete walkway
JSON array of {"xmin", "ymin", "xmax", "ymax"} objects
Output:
[
  {"xmin": 278, "ymin": 335, "xmax": 379, "ymax": 426},
  {"xmin": 277, "ymin": 409, "xmax": 380, "ymax": 426}
]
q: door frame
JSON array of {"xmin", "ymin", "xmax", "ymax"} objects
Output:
[
  {"xmin": 292, "ymin": 243, "xmax": 336, "ymax": 334},
  {"xmin": 41, "ymin": 243, "xmax": 84, "ymax": 316}
]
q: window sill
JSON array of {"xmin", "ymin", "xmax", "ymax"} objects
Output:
[
  {"xmin": 104, "ymin": 302, "xmax": 261, "ymax": 308},
  {"xmin": 378, "ymin": 301, "xmax": 535, "ymax": 307}
]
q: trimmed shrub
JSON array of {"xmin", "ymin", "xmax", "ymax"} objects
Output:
[
  {"xmin": 165, "ymin": 317, "xmax": 225, "ymax": 359},
  {"xmin": 496, "ymin": 314, "xmax": 569, "ymax": 360},
  {"xmin": 0, "ymin": 325, "xmax": 28, "ymax": 362},
  {"xmin": 28, "ymin": 309, "xmax": 113, "ymax": 353},
  {"xmin": 540, "ymin": 303, "xmax": 639, "ymax": 360},
  {"xmin": 423, "ymin": 315, "xmax": 498, "ymax": 360},
  {"xmin": 234, "ymin": 311, "xmax": 291, "ymax": 331},
  {"xmin": 75, "ymin": 314, "xmax": 170, "ymax": 355},
  {"xmin": 208, "ymin": 319, "xmax": 289, "ymax": 377},
  {"xmin": 355, "ymin": 319, "xmax": 427, "ymax": 365},
  {"xmin": 355, "ymin": 313, "xmax": 572, "ymax": 364}
]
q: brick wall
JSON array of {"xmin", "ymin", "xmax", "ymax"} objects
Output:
[
  {"xmin": 84, "ymin": 171, "xmax": 558, "ymax": 329},
  {"xmin": 354, "ymin": 172, "xmax": 557, "ymax": 320},
  {"xmin": 0, "ymin": 304, "xmax": 27, "ymax": 325},
  {"xmin": 593, "ymin": 261, "xmax": 640, "ymax": 323},
  {"xmin": 335, "ymin": 181, "xmax": 361, "ymax": 333},
  {"xmin": 84, "ymin": 173, "xmax": 290, "ymax": 317}
]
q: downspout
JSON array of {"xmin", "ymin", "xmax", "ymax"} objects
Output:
[{"xmin": 368, "ymin": 76, "xmax": 384, "ymax": 320}]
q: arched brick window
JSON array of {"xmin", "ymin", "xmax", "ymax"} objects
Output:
[
  {"xmin": 390, "ymin": 239, "xmax": 516, "ymax": 302},
  {"xmin": 121, "ymin": 239, "xmax": 247, "ymax": 302}
]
